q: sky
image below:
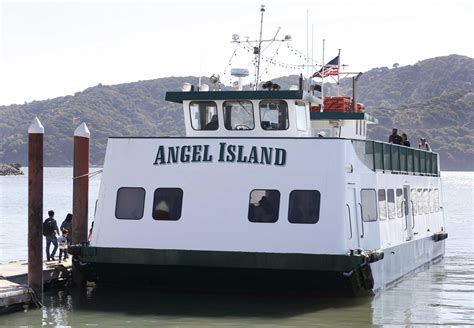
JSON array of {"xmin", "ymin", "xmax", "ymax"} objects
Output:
[{"xmin": 0, "ymin": 0, "xmax": 472, "ymax": 105}]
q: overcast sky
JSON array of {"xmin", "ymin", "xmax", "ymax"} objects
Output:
[{"xmin": 0, "ymin": 0, "xmax": 472, "ymax": 105}]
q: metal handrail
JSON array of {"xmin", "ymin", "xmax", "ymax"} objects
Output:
[
  {"xmin": 346, "ymin": 204, "xmax": 353, "ymax": 239},
  {"xmin": 358, "ymin": 203, "xmax": 365, "ymax": 238}
]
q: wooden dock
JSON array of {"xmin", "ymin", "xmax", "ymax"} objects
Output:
[{"xmin": 0, "ymin": 259, "xmax": 71, "ymax": 314}]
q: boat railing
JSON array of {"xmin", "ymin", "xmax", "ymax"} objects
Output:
[{"xmin": 352, "ymin": 140, "xmax": 439, "ymax": 176}]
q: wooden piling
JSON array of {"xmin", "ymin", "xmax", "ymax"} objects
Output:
[
  {"xmin": 28, "ymin": 117, "xmax": 44, "ymax": 302},
  {"xmin": 72, "ymin": 123, "xmax": 90, "ymax": 286}
]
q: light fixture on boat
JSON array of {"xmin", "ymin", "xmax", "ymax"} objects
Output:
[
  {"xmin": 182, "ymin": 82, "xmax": 192, "ymax": 92},
  {"xmin": 200, "ymin": 84, "xmax": 209, "ymax": 91},
  {"xmin": 232, "ymin": 34, "xmax": 240, "ymax": 41},
  {"xmin": 345, "ymin": 163, "xmax": 354, "ymax": 173},
  {"xmin": 262, "ymin": 81, "xmax": 280, "ymax": 91},
  {"xmin": 284, "ymin": 35, "xmax": 292, "ymax": 41}
]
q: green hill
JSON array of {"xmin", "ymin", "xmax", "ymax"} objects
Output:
[{"xmin": 0, "ymin": 55, "xmax": 472, "ymax": 170}]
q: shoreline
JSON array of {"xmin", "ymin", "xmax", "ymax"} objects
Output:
[{"xmin": 0, "ymin": 163, "xmax": 23, "ymax": 176}]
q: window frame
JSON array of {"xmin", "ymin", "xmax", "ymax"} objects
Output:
[
  {"xmin": 259, "ymin": 100, "xmax": 289, "ymax": 131},
  {"xmin": 115, "ymin": 187, "xmax": 146, "ymax": 220},
  {"xmin": 152, "ymin": 187, "xmax": 184, "ymax": 221},
  {"xmin": 189, "ymin": 101, "xmax": 219, "ymax": 131},
  {"xmin": 223, "ymin": 100, "xmax": 255, "ymax": 131},
  {"xmin": 361, "ymin": 188, "xmax": 378, "ymax": 222},
  {"xmin": 378, "ymin": 189, "xmax": 387, "ymax": 220},
  {"xmin": 288, "ymin": 189, "xmax": 321, "ymax": 224},
  {"xmin": 248, "ymin": 189, "xmax": 281, "ymax": 223}
]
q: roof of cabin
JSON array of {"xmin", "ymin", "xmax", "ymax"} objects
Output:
[{"xmin": 165, "ymin": 90, "xmax": 304, "ymax": 103}]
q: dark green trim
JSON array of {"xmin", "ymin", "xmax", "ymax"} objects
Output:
[
  {"xmin": 310, "ymin": 112, "xmax": 378, "ymax": 123},
  {"xmin": 166, "ymin": 91, "xmax": 304, "ymax": 103},
  {"xmin": 78, "ymin": 247, "xmax": 364, "ymax": 272}
]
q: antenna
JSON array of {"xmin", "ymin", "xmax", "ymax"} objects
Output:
[{"xmin": 255, "ymin": 5, "xmax": 265, "ymax": 90}]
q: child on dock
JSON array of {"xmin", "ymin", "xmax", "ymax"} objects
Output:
[{"xmin": 57, "ymin": 229, "xmax": 69, "ymax": 263}]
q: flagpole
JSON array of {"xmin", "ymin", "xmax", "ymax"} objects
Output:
[
  {"xmin": 321, "ymin": 39, "xmax": 325, "ymax": 112},
  {"xmin": 337, "ymin": 48, "xmax": 341, "ymax": 95}
]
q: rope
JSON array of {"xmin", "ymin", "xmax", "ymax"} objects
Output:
[{"xmin": 72, "ymin": 169, "xmax": 103, "ymax": 180}]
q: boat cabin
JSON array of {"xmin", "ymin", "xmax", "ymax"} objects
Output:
[{"xmin": 165, "ymin": 90, "xmax": 377, "ymax": 140}]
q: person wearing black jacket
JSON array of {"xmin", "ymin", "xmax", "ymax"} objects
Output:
[
  {"xmin": 388, "ymin": 128, "xmax": 403, "ymax": 145},
  {"xmin": 44, "ymin": 210, "xmax": 60, "ymax": 261}
]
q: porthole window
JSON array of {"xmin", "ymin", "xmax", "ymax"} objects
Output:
[
  {"xmin": 248, "ymin": 190, "xmax": 280, "ymax": 223},
  {"xmin": 115, "ymin": 187, "xmax": 145, "ymax": 220},
  {"xmin": 152, "ymin": 188, "xmax": 183, "ymax": 221},
  {"xmin": 288, "ymin": 190, "xmax": 321, "ymax": 224}
]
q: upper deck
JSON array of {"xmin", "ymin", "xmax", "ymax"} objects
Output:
[{"xmin": 166, "ymin": 90, "xmax": 377, "ymax": 140}]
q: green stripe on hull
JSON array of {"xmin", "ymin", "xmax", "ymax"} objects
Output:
[{"xmin": 78, "ymin": 247, "xmax": 365, "ymax": 272}]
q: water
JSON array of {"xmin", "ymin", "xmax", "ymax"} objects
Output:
[{"xmin": 0, "ymin": 169, "xmax": 473, "ymax": 326}]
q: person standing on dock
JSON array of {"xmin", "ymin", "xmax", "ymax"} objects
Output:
[
  {"xmin": 43, "ymin": 210, "xmax": 60, "ymax": 261},
  {"xmin": 60, "ymin": 213, "xmax": 73, "ymax": 244}
]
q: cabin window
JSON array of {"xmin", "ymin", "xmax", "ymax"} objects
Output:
[
  {"xmin": 223, "ymin": 100, "xmax": 255, "ymax": 130},
  {"xmin": 423, "ymin": 188, "xmax": 429, "ymax": 214},
  {"xmin": 295, "ymin": 101, "xmax": 307, "ymax": 131},
  {"xmin": 259, "ymin": 100, "xmax": 289, "ymax": 130},
  {"xmin": 248, "ymin": 190, "xmax": 280, "ymax": 223},
  {"xmin": 361, "ymin": 189, "xmax": 377, "ymax": 222},
  {"xmin": 417, "ymin": 189, "xmax": 423, "ymax": 215},
  {"xmin": 429, "ymin": 188, "xmax": 434, "ymax": 213},
  {"xmin": 288, "ymin": 190, "xmax": 320, "ymax": 224},
  {"xmin": 356, "ymin": 120, "xmax": 359, "ymax": 135},
  {"xmin": 115, "ymin": 187, "xmax": 145, "ymax": 220},
  {"xmin": 189, "ymin": 101, "xmax": 218, "ymax": 130},
  {"xmin": 434, "ymin": 188, "xmax": 439, "ymax": 212},
  {"xmin": 396, "ymin": 188, "xmax": 404, "ymax": 218},
  {"xmin": 152, "ymin": 188, "xmax": 183, "ymax": 221},
  {"xmin": 387, "ymin": 189, "xmax": 395, "ymax": 219},
  {"xmin": 378, "ymin": 189, "xmax": 387, "ymax": 220},
  {"xmin": 411, "ymin": 188, "xmax": 418, "ymax": 215}
]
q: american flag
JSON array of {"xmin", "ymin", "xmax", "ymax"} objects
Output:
[{"xmin": 312, "ymin": 55, "xmax": 340, "ymax": 78}]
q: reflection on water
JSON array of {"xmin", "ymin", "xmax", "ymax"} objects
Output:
[{"xmin": 0, "ymin": 170, "xmax": 472, "ymax": 327}]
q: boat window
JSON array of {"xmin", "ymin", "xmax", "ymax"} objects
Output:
[
  {"xmin": 411, "ymin": 188, "xmax": 418, "ymax": 215},
  {"xmin": 396, "ymin": 188, "xmax": 404, "ymax": 218},
  {"xmin": 248, "ymin": 189, "xmax": 280, "ymax": 223},
  {"xmin": 223, "ymin": 101, "xmax": 255, "ymax": 131},
  {"xmin": 115, "ymin": 187, "xmax": 145, "ymax": 220},
  {"xmin": 387, "ymin": 189, "xmax": 395, "ymax": 219},
  {"xmin": 189, "ymin": 101, "xmax": 218, "ymax": 130},
  {"xmin": 295, "ymin": 101, "xmax": 307, "ymax": 131},
  {"xmin": 417, "ymin": 189, "xmax": 423, "ymax": 214},
  {"xmin": 288, "ymin": 190, "xmax": 321, "ymax": 224},
  {"xmin": 423, "ymin": 189, "xmax": 429, "ymax": 214},
  {"xmin": 361, "ymin": 189, "xmax": 377, "ymax": 222},
  {"xmin": 378, "ymin": 189, "xmax": 387, "ymax": 220},
  {"xmin": 434, "ymin": 188, "xmax": 439, "ymax": 212},
  {"xmin": 152, "ymin": 188, "xmax": 183, "ymax": 221},
  {"xmin": 259, "ymin": 100, "xmax": 289, "ymax": 130}
]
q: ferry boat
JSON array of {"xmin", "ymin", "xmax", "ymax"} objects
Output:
[{"xmin": 70, "ymin": 12, "xmax": 447, "ymax": 295}]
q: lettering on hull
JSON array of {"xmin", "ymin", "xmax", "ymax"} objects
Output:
[{"xmin": 153, "ymin": 143, "xmax": 286, "ymax": 166}]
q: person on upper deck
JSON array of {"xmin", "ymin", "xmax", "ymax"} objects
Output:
[
  {"xmin": 388, "ymin": 128, "xmax": 403, "ymax": 145},
  {"xmin": 402, "ymin": 133, "xmax": 411, "ymax": 147},
  {"xmin": 418, "ymin": 137, "xmax": 431, "ymax": 151}
]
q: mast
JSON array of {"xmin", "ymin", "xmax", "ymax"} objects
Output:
[
  {"xmin": 255, "ymin": 5, "xmax": 265, "ymax": 90},
  {"xmin": 337, "ymin": 48, "xmax": 341, "ymax": 95},
  {"xmin": 321, "ymin": 39, "xmax": 325, "ymax": 112}
]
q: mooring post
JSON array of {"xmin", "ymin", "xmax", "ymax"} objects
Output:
[
  {"xmin": 72, "ymin": 122, "xmax": 90, "ymax": 286},
  {"xmin": 28, "ymin": 117, "xmax": 44, "ymax": 302}
]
